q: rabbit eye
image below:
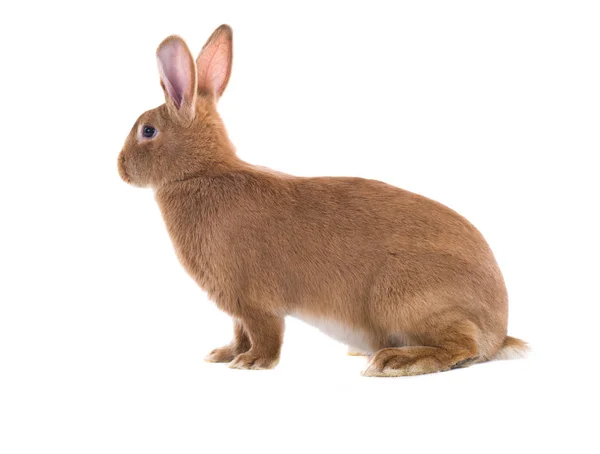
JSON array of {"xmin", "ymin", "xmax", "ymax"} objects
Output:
[{"xmin": 142, "ymin": 125, "xmax": 157, "ymax": 138}]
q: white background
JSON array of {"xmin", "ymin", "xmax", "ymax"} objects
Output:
[{"xmin": 1, "ymin": 1, "xmax": 599, "ymax": 453}]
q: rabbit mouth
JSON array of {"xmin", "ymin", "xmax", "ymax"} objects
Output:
[{"xmin": 118, "ymin": 154, "xmax": 132, "ymax": 184}]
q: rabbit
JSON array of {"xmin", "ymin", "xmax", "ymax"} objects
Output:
[{"xmin": 117, "ymin": 24, "xmax": 528, "ymax": 376}]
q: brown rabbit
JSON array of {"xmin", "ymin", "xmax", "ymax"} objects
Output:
[{"xmin": 118, "ymin": 24, "xmax": 528, "ymax": 376}]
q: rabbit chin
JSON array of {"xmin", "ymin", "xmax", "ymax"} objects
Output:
[{"xmin": 292, "ymin": 312, "xmax": 376, "ymax": 354}]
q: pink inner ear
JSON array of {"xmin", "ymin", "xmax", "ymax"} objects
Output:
[
  {"xmin": 197, "ymin": 35, "xmax": 231, "ymax": 96},
  {"xmin": 157, "ymin": 40, "xmax": 192, "ymax": 109}
]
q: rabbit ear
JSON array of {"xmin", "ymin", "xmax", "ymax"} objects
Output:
[
  {"xmin": 196, "ymin": 24, "xmax": 233, "ymax": 100},
  {"xmin": 156, "ymin": 36, "xmax": 197, "ymax": 119}
]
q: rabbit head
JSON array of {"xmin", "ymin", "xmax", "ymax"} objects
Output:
[{"xmin": 118, "ymin": 25, "xmax": 235, "ymax": 188}]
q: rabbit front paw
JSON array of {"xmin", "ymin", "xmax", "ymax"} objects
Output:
[
  {"xmin": 228, "ymin": 351, "xmax": 279, "ymax": 370},
  {"xmin": 205, "ymin": 346, "xmax": 241, "ymax": 363}
]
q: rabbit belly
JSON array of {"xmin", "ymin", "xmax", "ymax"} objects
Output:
[{"xmin": 292, "ymin": 313, "xmax": 375, "ymax": 353}]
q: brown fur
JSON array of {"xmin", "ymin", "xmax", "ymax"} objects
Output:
[{"xmin": 118, "ymin": 24, "xmax": 528, "ymax": 376}]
